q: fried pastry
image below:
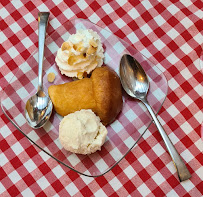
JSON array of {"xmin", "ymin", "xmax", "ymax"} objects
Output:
[{"xmin": 48, "ymin": 66, "xmax": 123, "ymax": 125}]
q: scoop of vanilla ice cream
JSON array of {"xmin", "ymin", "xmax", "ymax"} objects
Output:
[
  {"xmin": 59, "ymin": 109, "xmax": 108, "ymax": 155},
  {"xmin": 55, "ymin": 29, "xmax": 104, "ymax": 79}
]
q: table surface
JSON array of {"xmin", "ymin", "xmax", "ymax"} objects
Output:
[{"xmin": 0, "ymin": 0, "xmax": 203, "ymax": 196}]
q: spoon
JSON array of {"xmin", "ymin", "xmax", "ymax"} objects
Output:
[
  {"xmin": 25, "ymin": 12, "xmax": 53, "ymax": 129},
  {"xmin": 120, "ymin": 54, "xmax": 191, "ymax": 182}
]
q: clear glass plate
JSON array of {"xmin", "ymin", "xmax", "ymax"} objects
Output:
[{"xmin": 1, "ymin": 19, "xmax": 168, "ymax": 177}]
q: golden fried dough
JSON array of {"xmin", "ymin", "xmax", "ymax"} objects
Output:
[{"xmin": 48, "ymin": 67, "xmax": 123, "ymax": 125}]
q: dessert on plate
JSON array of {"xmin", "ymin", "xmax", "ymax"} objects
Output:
[{"xmin": 48, "ymin": 66, "xmax": 123, "ymax": 126}]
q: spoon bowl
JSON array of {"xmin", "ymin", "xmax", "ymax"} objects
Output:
[
  {"xmin": 25, "ymin": 12, "xmax": 53, "ymax": 129},
  {"xmin": 120, "ymin": 54, "xmax": 191, "ymax": 182}
]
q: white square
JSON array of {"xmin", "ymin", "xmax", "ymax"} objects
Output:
[
  {"xmin": 52, "ymin": 0, "xmax": 63, "ymax": 5},
  {"xmin": 37, "ymin": 4, "xmax": 49, "ymax": 12},
  {"xmin": 194, "ymin": 111, "xmax": 203, "ymax": 124},
  {"xmin": 63, "ymin": 8, "xmax": 75, "ymax": 19},
  {"xmin": 24, "ymin": 13, "xmax": 35, "ymax": 23},
  {"xmin": 166, "ymin": 105, "xmax": 179, "ymax": 118},
  {"xmin": 50, "ymin": 18, "xmax": 61, "ymax": 30},
  {"xmin": 195, "ymin": 167, "xmax": 203, "ymax": 180},
  {"xmin": 154, "ymin": 15, "xmax": 166, "ymax": 26},
  {"xmin": 180, "ymin": 94, "xmax": 193, "ymax": 107},
  {"xmin": 194, "ymin": 139, "xmax": 203, "ymax": 152},
  {"xmin": 166, "ymin": 189, "xmax": 179, "ymax": 197},
  {"xmin": 167, "ymin": 28, "xmax": 179, "ymax": 40},
  {"xmin": 180, "ymin": 68, "xmax": 192, "ymax": 80},
  {"xmin": 113, "ymin": 42, "xmax": 125, "ymax": 54},
  {"xmin": 95, "ymin": 159, "xmax": 108, "ymax": 172},
  {"xmin": 166, "ymin": 162, "xmax": 176, "ymax": 174},
  {"xmin": 109, "ymin": 177, "xmax": 122, "ymax": 191},
  {"xmin": 152, "ymin": 171, "xmax": 165, "ymax": 185},
  {"xmin": 95, "ymin": 189, "xmax": 107, "ymax": 197},
  {"xmin": 128, "ymin": 8, "xmax": 140, "ymax": 20},
  {"xmin": 0, "ymin": 153, "xmax": 9, "ymax": 166},
  {"xmin": 21, "ymin": 37, "xmax": 34, "ymax": 49},
  {"xmin": 168, "ymin": 132, "xmax": 179, "ymax": 145},
  {"xmin": 2, "ymin": 97, "xmax": 15, "ymax": 109},
  {"xmin": 0, "ymin": 182, "xmax": 6, "ymax": 194},
  {"xmin": 24, "ymin": 159, "xmax": 37, "ymax": 173},
  {"xmin": 110, "ymin": 147, "xmax": 123, "ymax": 161},
  {"xmin": 167, "ymin": 4, "xmax": 179, "ymax": 15},
  {"xmin": 124, "ymin": 165, "xmax": 136, "ymax": 179},
  {"xmin": 67, "ymin": 154, "xmax": 80, "ymax": 166},
  {"xmin": 16, "ymin": 87, "xmax": 29, "ymax": 99},
  {"xmin": 76, "ymin": 0, "xmax": 88, "ymax": 10},
  {"xmin": 11, "ymin": 1, "xmax": 23, "ymax": 9},
  {"xmin": 1, "ymin": 125, "xmax": 11, "ymax": 138},
  {"xmin": 14, "ymin": 114, "xmax": 26, "ymax": 127},
  {"xmin": 7, "ymin": 46, "xmax": 19, "ymax": 59},
  {"xmin": 180, "ymin": 149, "xmax": 193, "ymax": 163},
  {"xmin": 140, "ymin": 23, "xmax": 152, "ymax": 35},
  {"xmin": 168, "ymin": 78, "xmax": 179, "ymax": 91},
  {"xmin": 10, "ymin": 23, "xmax": 21, "ymax": 34},
  {"xmin": 181, "ymin": 17, "xmax": 194, "ymax": 29},
  {"xmin": 141, "ymin": 48, "xmax": 152, "ymax": 59},
  {"xmin": 139, "ymin": 154, "xmax": 151, "ymax": 168},
  {"xmin": 124, "ymin": 136, "xmax": 135, "ymax": 148},
  {"xmin": 180, "ymin": 43, "xmax": 193, "ymax": 55},
  {"xmin": 116, "ymin": 0, "xmax": 127, "ymax": 6},
  {"xmin": 0, "ymin": 7, "xmax": 9, "ymax": 19},
  {"xmin": 52, "ymin": 166, "xmax": 65, "ymax": 179},
  {"xmin": 102, "ymin": 4, "xmax": 114, "ymax": 14},
  {"xmin": 125, "ymin": 109, "xmax": 137, "ymax": 122},
  {"xmin": 153, "ymin": 39, "xmax": 166, "ymax": 50},
  {"xmin": 181, "ymin": 180, "xmax": 195, "ymax": 192},
  {"xmin": 39, "ymin": 150, "xmax": 51, "ymax": 161},
  {"xmin": 0, "ymin": 32, "xmax": 7, "ymax": 44},
  {"xmin": 110, "ymin": 120, "xmax": 123, "ymax": 133},
  {"xmin": 137, "ymin": 183, "xmax": 151, "ymax": 196},
  {"xmin": 37, "ymin": 176, "xmax": 50, "ymax": 190},
  {"xmin": 127, "ymin": 32, "xmax": 139, "ymax": 44},
  {"xmin": 65, "ymin": 182, "xmax": 79, "ymax": 196},
  {"xmin": 21, "ymin": 188, "xmax": 35, "ymax": 197},
  {"xmin": 166, "ymin": 53, "xmax": 179, "ymax": 65},
  {"xmin": 180, "ymin": 122, "xmax": 193, "ymax": 135},
  {"xmin": 194, "ymin": 84, "xmax": 203, "ymax": 96},
  {"xmin": 11, "ymin": 142, "xmax": 24, "ymax": 155},
  {"xmin": 152, "ymin": 143, "xmax": 165, "ymax": 157},
  {"xmin": 8, "ymin": 171, "xmax": 21, "ymax": 184},
  {"xmin": 115, "ymin": 18, "xmax": 126, "ymax": 29},
  {"xmin": 4, "ymin": 72, "xmax": 17, "ymax": 83},
  {"xmin": 89, "ymin": 13, "xmax": 100, "ymax": 24},
  {"xmin": 141, "ymin": 1, "xmax": 153, "ymax": 9},
  {"xmin": 80, "ymin": 175, "xmax": 94, "ymax": 185}
]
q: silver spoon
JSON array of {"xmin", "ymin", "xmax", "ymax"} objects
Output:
[
  {"xmin": 120, "ymin": 54, "xmax": 191, "ymax": 182},
  {"xmin": 25, "ymin": 12, "xmax": 53, "ymax": 129}
]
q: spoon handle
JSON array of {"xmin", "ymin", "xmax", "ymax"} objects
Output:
[
  {"xmin": 142, "ymin": 98, "xmax": 191, "ymax": 182},
  {"xmin": 38, "ymin": 12, "xmax": 50, "ymax": 90}
]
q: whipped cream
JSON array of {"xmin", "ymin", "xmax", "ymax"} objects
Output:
[
  {"xmin": 59, "ymin": 109, "xmax": 108, "ymax": 155},
  {"xmin": 55, "ymin": 29, "xmax": 104, "ymax": 79}
]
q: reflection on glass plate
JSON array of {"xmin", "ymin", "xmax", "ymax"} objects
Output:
[{"xmin": 1, "ymin": 19, "xmax": 168, "ymax": 177}]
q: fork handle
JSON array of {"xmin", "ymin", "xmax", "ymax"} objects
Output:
[{"xmin": 141, "ymin": 97, "xmax": 191, "ymax": 182}]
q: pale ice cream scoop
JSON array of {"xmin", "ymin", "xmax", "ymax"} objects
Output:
[
  {"xmin": 59, "ymin": 109, "xmax": 108, "ymax": 155},
  {"xmin": 55, "ymin": 29, "xmax": 104, "ymax": 79}
]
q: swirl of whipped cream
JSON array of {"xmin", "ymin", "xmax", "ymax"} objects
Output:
[{"xmin": 55, "ymin": 29, "xmax": 104, "ymax": 79}]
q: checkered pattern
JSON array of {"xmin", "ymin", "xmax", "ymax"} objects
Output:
[{"xmin": 0, "ymin": 0, "xmax": 203, "ymax": 196}]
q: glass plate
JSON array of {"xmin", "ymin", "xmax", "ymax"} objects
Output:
[{"xmin": 1, "ymin": 19, "xmax": 168, "ymax": 177}]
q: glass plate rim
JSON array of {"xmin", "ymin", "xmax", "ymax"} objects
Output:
[{"xmin": 0, "ymin": 18, "xmax": 168, "ymax": 177}]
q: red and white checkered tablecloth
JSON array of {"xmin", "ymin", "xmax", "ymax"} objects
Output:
[{"xmin": 0, "ymin": 0, "xmax": 202, "ymax": 196}]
